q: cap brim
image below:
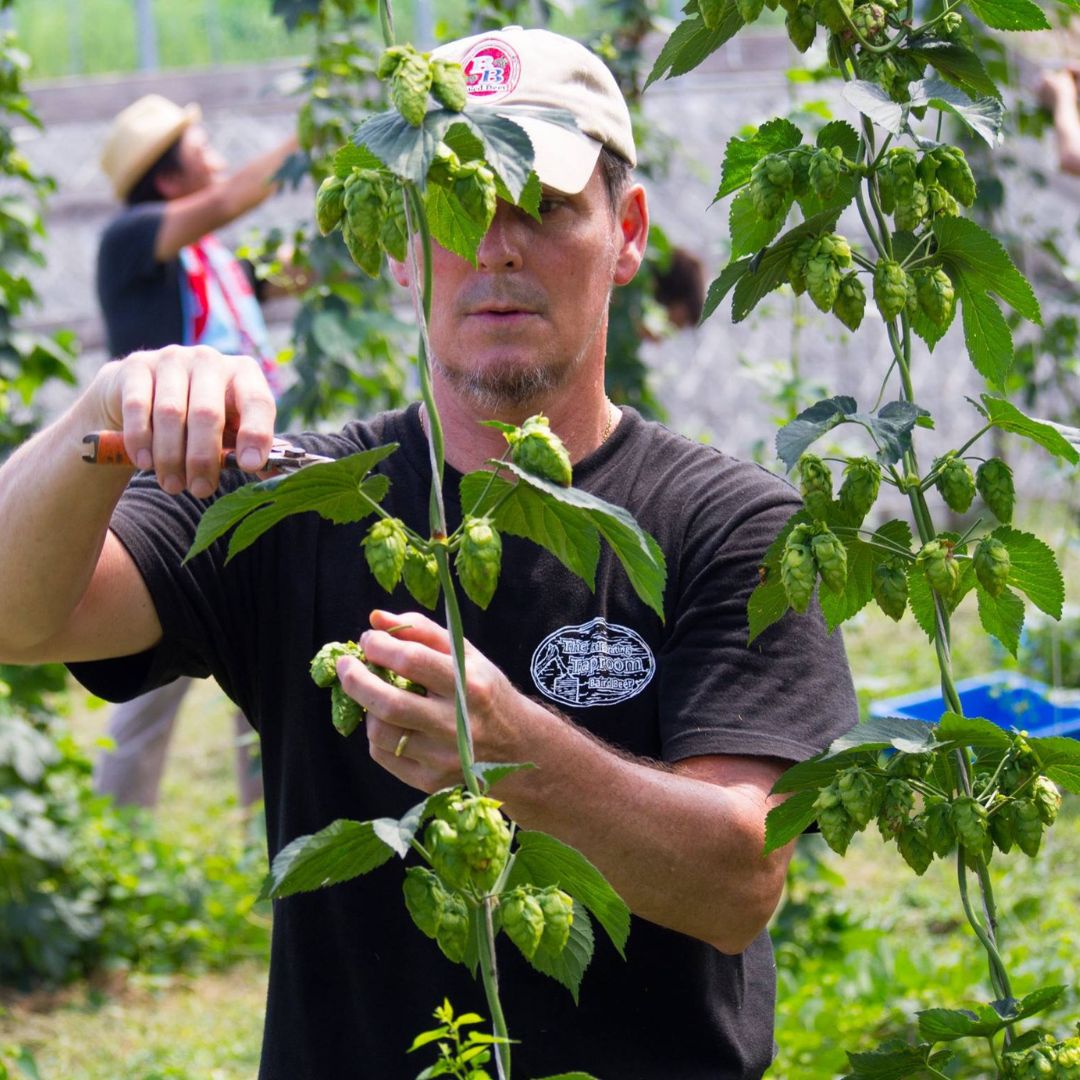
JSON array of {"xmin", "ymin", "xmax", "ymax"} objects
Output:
[{"xmin": 511, "ymin": 116, "xmax": 602, "ymax": 195}]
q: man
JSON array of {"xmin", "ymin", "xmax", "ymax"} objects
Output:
[
  {"xmin": 93, "ymin": 94, "xmax": 298, "ymax": 808},
  {"xmin": 0, "ymin": 28, "xmax": 857, "ymax": 1079},
  {"xmin": 1038, "ymin": 67, "xmax": 1080, "ymax": 175}
]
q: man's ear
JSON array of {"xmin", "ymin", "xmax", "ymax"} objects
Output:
[{"xmin": 613, "ymin": 184, "xmax": 649, "ymax": 287}]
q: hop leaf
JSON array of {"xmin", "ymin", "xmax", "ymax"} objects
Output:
[
  {"xmin": 837, "ymin": 456, "xmax": 881, "ymax": 525},
  {"xmin": 811, "ymin": 526, "xmax": 848, "ymax": 593},
  {"xmin": 430, "ymin": 57, "xmax": 467, "ymax": 111},
  {"xmin": 833, "ymin": 271, "xmax": 866, "ymax": 331},
  {"xmin": 364, "ymin": 517, "xmax": 409, "ymax": 593},
  {"xmin": 786, "ymin": 4, "xmax": 817, "ymax": 51},
  {"xmin": 455, "ymin": 516, "xmax": 502, "ymax": 609},
  {"xmin": 403, "ymin": 545, "xmax": 441, "ymax": 610},
  {"xmin": 510, "ymin": 414, "xmax": 573, "ymax": 487},
  {"xmin": 873, "ymin": 259, "xmax": 910, "ymax": 322},
  {"xmin": 797, "ymin": 453, "xmax": 833, "ymax": 520},
  {"xmin": 315, "ymin": 174, "xmax": 347, "ymax": 236},
  {"xmin": 974, "ymin": 536, "xmax": 1010, "ymax": 597},
  {"xmin": 976, "ymin": 458, "xmax": 1015, "ymax": 524},
  {"xmin": 934, "ymin": 453, "xmax": 976, "ymax": 513},
  {"xmin": 814, "ymin": 0, "xmax": 854, "ymax": 33},
  {"xmin": 924, "ymin": 798, "xmax": 955, "ymax": 857},
  {"xmin": 872, "ymin": 557, "xmax": 908, "ymax": 621},
  {"xmin": 737, "ymin": 0, "xmax": 767, "ymax": 22}
]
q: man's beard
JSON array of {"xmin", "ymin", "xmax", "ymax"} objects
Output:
[{"xmin": 431, "ymin": 353, "xmax": 575, "ymax": 413}]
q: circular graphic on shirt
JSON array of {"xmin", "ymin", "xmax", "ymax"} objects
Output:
[
  {"xmin": 530, "ymin": 618, "xmax": 656, "ymax": 708},
  {"xmin": 460, "ymin": 39, "xmax": 522, "ymax": 101}
]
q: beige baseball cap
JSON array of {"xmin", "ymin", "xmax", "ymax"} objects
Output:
[
  {"xmin": 101, "ymin": 94, "xmax": 201, "ymax": 200},
  {"xmin": 431, "ymin": 27, "xmax": 635, "ymax": 195}
]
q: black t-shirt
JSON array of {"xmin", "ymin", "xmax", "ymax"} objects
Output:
[{"xmin": 69, "ymin": 405, "xmax": 858, "ymax": 1079}]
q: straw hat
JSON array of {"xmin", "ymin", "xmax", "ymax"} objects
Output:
[
  {"xmin": 432, "ymin": 27, "xmax": 635, "ymax": 195},
  {"xmin": 101, "ymin": 94, "xmax": 201, "ymax": 200}
]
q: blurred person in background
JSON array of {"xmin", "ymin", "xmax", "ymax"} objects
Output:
[
  {"xmin": 94, "ymin": 94, "xmax": 298, "ymax": 809},
  {"xmin": 1038, "ymin": 67, "xmax": 1080, "ymax": 175}
]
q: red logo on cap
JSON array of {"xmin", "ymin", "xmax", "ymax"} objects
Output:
[{"xmin": 461, "ymin": 39, "xmax": 521, "ymax": 100}]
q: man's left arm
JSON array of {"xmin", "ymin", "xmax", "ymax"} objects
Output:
[{"xmin": 338, "ymin": 610, "xmax": 795, "ymax": 956}]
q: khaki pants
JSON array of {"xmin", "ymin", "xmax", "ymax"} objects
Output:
[{"xmin": 93, "ymin": 678, "xmax": 262, "ymax": 809}]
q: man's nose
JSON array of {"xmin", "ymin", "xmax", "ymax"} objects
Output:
[{"xmin": 476, "ymin": 203, "xmax": 524, "ymax": 272}]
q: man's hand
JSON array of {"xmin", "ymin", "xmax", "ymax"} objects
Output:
[
  {"xmin": 94, "ymin": 345, "xmax": 276, "ymax": 498},
  {"xmin": 1038, "ymin": 68, "xmax": 1078, "ymax": 110},
  {"xmin": 336, "ymin": 609, "xmax": 527, "ymax": 793}
]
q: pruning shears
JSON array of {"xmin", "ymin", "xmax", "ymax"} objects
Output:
[{"xmin": 81, "ymin": 431, "xmax": 335, "ymax": 474}]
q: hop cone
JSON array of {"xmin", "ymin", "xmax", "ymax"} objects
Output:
[
  {"xmin": 501, "ymin": 887, "xmax": 546, "ymax": 960},
  {"xmin": 808, "ymin": 146, "xmax": 844, "ymax": 200},
  {"xmin": 536, "ymin": 886, "xmax": 575, "ymax": 956},
  {"xmin": 806, "ymin": 247, "xmax": 842, "ymax": 312},
  {"xmin": 788, "ymin": 146, "xmax": 814, "ymax": 196},
  {"xmin": 315, "ymin": 175, "xmax": 347, "ymax": 236},
  {"xmin": 434, "ymin": 890, "xmax": 470, "ymax": 963},
  {"xmin": 310, "ymin": 640, "xmax": 362, "ymax": 688},
  {"xmin": 898, "ymin": 819, "xmax": 934, "ymax": 874},
  {"xmin": 797, "ymin": 452, "xmax": 833, "ymax": 520},
  {"xmin": 932, "ymin": 146, "xmax": 976, "ymax": 206},
  {"xmin": 879, "ymin": 147, "xmax": 917, "ymax": 211},
  {"xmin": 989, "ymin": 794, "xmax": 1015, "ymax": 854},
  {"xmin": 934, "ymin": 454, "xmax": 976, "ymax": 513},
  {"xmin": 917, "ymin": 539, "xmax": 960, "ymax": 600},
  {"xmin": 941, "ymin": 10, "xmax": 963, "ymax": 33},
  {"xmin": 836, "ymin": 767, "xmax": 879, "ymax": 828},
  {"xmin": 738, "ymin": 0, "xmax": 766, "ymax": 21},
  {"xmin": 341, "ymin": 220, "xmax": 383, "ymax": 278},
  {"xmin": 1013, "ymin": 798, "xmax": 1044, "ymax": 858},
  {"xmin": 813, "ymin": 784, "xmax": 857, "ymax": 854},
  {"xmin": 429, "ymin": 793, "xmax": 511, "ymax": 894},
  {"xmin": 786, "ymin": 4, "xmax": 817, "ymax": 51},
  {"xmin": 787, "ymin": 236, "xmax": 816, "ymax": 295},
  {"xmin": 781, "ymin": 524, "xmax": 817, "ymax": 613},
  {"xmin": 873, "ymin": 259, "xmax": 910, "ymax": 321},
  {"xmin": 976, "ymin": 458, "xmax": 1014, "ymax": 523},
  {"xmin": 833, "ymin": 272, "xmax": 866, "ymax": 331},
  {"xmin": 455, "ymin": 516, "xmax": 502, "ymax": 609},
  {"xmin": 927, "ymin": 183, "xmax": 959, "ymax": 219},
  {"xmin": 430, "ymin": 57, "xmax": 467, "ymax": 111},
  {"xmin": 837, "ymin": 456, "xmax": 881, "ymax": 525},
  {"xmin": 377, "ymin": 45, "xmax": 408, "ymax": 80},
  {"xmin": 893, "ymin": 181, "xmax": 929, "ymax": 231},
  {"xmin": 403, "ymin": 546, "xmax": 440, "ymax": 610},
  {"xmin": 811, "ymin": 527, "xmax": 848, "ymax": 594},
  {"xmin": 403, "ymin": 866, "xmax": 447, "ymax": 939},
  {"xmin": 380, "ymin": 187, "xmax": 409, "ymax": 263},
  {"xmin": 330, "ymin": 681, "xmax": 364, "ymax": 737},
  {"xmin": 974, "ymin": 536, "xmax": 1010, "ymax": 597},
  {"xmin": 363, "ymin": 517, "xmax": 408, "ymax": 592},
  {"xmin": 851, "ymin": 2, "xmax": 887, "ymax": 41},
  {"xmin": 1033, "ymin": 775, "xmax": 1062, "ymax": 826},
  {"xmin": 453, "ymin": 162, "xmax": 498, "ymax": 232},
  {"xmin": 916, "ymin": 267, "xmax": 956, "ymax": 327},
  {"xmin": 924, "ymin": 799, "xmax": 955, "ymax": 857},
  {"xmin": 872, "ymin": 558, "xmax": 908, "ymax": 621},
  {"xmin": 511, "ymin": 415, "xmax": 573, "ymax": 487},
  {"xmin": 749, "ymin": 154, "xmax": 794, "ymax": 219},
  {"xmin": 877, "ymin": 778, "xmax": 914, "ymax": 840},
  {"xmin": 951, "ymin": 796, "xmax": 991, "ymax": 862},
  {"xmin": 390, "ymin": 47, "xmax": 433, "ymax": 126},
  {"xmin": 345, "ymin": 170, "xmax": 390, "ymax": 246}
]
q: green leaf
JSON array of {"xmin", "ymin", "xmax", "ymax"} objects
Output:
[
  {"xmin": 645, "ymin": 4, "xmax": 744, "ymax": 88},
  {"xmin": 1009, "ymin": 985, "xmax": 1068, "ymax": 1021},
  {"xmin": 904, "ymin": 40, "xmax": 1001, "ymax": 100},
  {"xmin": 425, "ymin": 182, "xmax": 488, "ymax": 264},
  {"xmin": 333, "ymin": 142, "xmax": 385, "ymax": 177},
  {"xmin": 472, "ymin": 761, "xmax": 536, "ymax": 791},
  {"xmin": 917, "ymin": 1005, "xmax": 1002, "ymax": 1041},
  {"xmin": 713, "ymin": 117, "xmax": 803, "ymax": 200},
  {"xmin": 975, "ymin": 582, "xmax": 1025, "ymax": 657},
  {"xmin": 460, "ymin": 471, "xmax": 601, "ymax": 589},
  {"xmin": 935, "ymin": 711, "xmax": 1013, "ymax": 750},
  {"xmin": 371, "ymin": 798, "xmax": 428, "ymax": 858},
  {"xmin": 355, "ymin": 110, "xmax": 440, "ymax": 184},
  {"xmin": 843, "ymin": 1042, "xmax": 939, "ymax": 1078},
  {"xmin": 796, "ymin": 122, "xmax": 860, "ymax": 217},
  {"xmin": 264, "ymin": 819, "xmax": 394, "ymax": 899},
  {"xmin": 524, "ymin": 899, "xmax": 594, "ymax": 1003},
  {"xmin": 731, "ymin": 209, "xmax": 842, "ymax": 321},
  {"xmin": 934, "ymin": 216, "xmax": 1040, "ymax": 322},
  {"xmin": 502, "ymin": 462, "xmax": 667, "ymax": 621},
  {"xmin": 729, "ymin": 188, "xmax": 792, "ymax": 260},
  {"xmin": 979, "ymin": 396, "xmax": 1080, "ymax": 464},
  {"xmin": 818, "ymin": 535, "xmax": 875, "ymax": 631},
  {"xmin": 746, "ymin": 509, "xmax": 807, "ymax": 644},
  {"xmin": 775, "ymin": 396, "xmax": 857, "ymax": 469},
  {"xmin": 842, "ymin": 81, "xmax": 903, "ymax": 135},
  {"xmin": 992, "ymin": 526, "xmax": 1065, "ymax": 619},
  {"xmin": 185, "ymin": 446, "xmax": 398, "ymax": 562},
  {"xmin": 955, "ymin": 282, "xmax": 1014, "ymax": 389},
  {"xmin": 1033, "ymin": 737, "xmax": 1080, "ymax": 792},
  {"xmin": 908, "ymin": 77, "xmax": 1005, "ymax": 146},
  {"xmin": 871, "ymin": 519, "xmax": 913, "ymax": 562},
  {"xmin": 964, "ymin": 0, "xmax": 1050, "ymax": 31},
  {"xmin": 763, "ymin": 789, "xmax": 818, "ymax": 854},
  {"xmin": 827, "ymin": 716, "xmax": 937, "ymax": 756},
  {"xmin": 771, "ymin": 747, "xmax": 873, "ymax": 794},
  {"xmin": 817, "ymin": 120, "xmax": 860, "ymax": 157},
  {"xmin": 701, "ymin": 257, "xmax": 751, "ymax": 324},
  {"xmin": 507, "ymin": 831, "xmax": 631, "ymax": 956}
]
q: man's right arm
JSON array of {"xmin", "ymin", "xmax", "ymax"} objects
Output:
[{"xmin": 0, "ymin": 346, "xmax": 276, "ymax": 665}]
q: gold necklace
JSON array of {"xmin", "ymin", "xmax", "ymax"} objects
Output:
[{"xmin": 419, "ymin": 401, "xmax": 617, "ymax": 445}]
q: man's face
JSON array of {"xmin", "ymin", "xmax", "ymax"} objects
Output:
[
  {"xmin": 160, "ymin": 125, "xmax": 226, "ymax": 198},
  {"xmin": 416, "ymin": 163, "xmax": 645, "ymax": 412}
]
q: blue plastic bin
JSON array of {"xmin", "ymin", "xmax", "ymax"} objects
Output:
[{"xmin": 869, "ymin": 671, "xmax": 1080, "ymax": 739}]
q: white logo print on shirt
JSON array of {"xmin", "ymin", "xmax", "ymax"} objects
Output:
[{"xmin": 530, "ymin": 618, "xmax": 656, "ymax": 708}]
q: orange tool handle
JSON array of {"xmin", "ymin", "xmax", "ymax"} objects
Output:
[{"xmin": 82, "ymin": 432, "xmax": 234, "ymax": 468}]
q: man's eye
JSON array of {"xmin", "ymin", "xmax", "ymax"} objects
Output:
[{"xmin": 537, "ymin": 198, "xmax": 563, "ymax": 216}]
